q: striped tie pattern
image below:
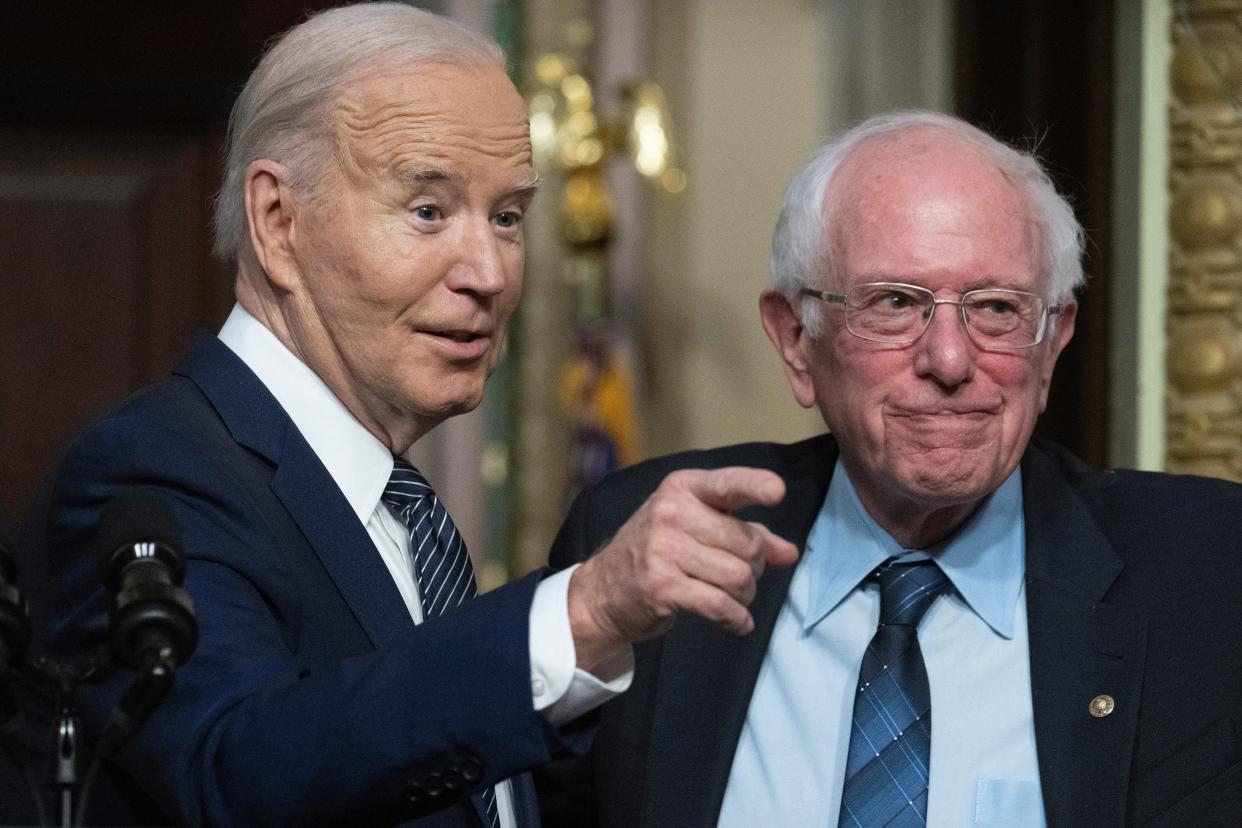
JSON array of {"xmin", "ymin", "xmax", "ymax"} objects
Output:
[
  {"xmin": 839, "ymin": 560, "xmax": 950, "ymax": 827},
  {"xmin": 382, "ymin": 457, "xmax": 499, "ymax": 828}
]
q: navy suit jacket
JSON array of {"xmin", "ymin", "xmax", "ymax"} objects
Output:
[
  {"xmin": 42, "ymin": 334, "xmax": 563, "ymax": 826},
  {"xmin": 539, "ymin": 436, "xmax": 1242, "ymax": 827}
]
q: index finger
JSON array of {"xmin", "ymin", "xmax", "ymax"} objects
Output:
[{"xmin": 675, "ymin": 466, "xmax": 786, "ymax": 513}]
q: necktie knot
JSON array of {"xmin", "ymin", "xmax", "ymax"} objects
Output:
[
  {"xmin": 382, "ymin": 457, "xmax": 433, "ymax": 515},
  {"xmin": 876, "ymin": 559, "xmax": 949, "ymax": 627}
]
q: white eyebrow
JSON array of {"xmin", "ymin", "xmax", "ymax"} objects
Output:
[{"xmin": 396, "ymin": 166, "xmax": 452, "ymax": 186}]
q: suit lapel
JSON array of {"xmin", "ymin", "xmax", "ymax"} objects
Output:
[
  {"xmin": 271, "ymin": 439, "xmax": 414, "ymax": 648},
  {"xmin": 1022, "ymin": 447, "xmax": 1147, "ymax": 828},
  {"xmin": 176, "ymin": 334, "xmax": 414, "ymax": 650},
  {"xmin": 642, "ymin": 438, "xmax": 837, "ymax": 826},
  {"xmin": 507, "ymin": 772, "xmax": 540, "ymax": 828}
]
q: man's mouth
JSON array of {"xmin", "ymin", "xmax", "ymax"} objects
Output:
[
  {"xmin": 421, "ymin": 327, "xmax": 494, "ymax": 360},
  {"xmin": 439, "ymin": 330, "xmax": 487, "ymax": 342},
  {"xmin": 421, "ymin": 323, "xmax": 493, "ymax": 340},
  {"xmin": 887, "ymin": 399, "xmax": 1004, "ymax": 418}
]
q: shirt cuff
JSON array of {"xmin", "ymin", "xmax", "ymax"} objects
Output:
[{"xmin": 529, "ymin": 564, "xmax": 634, "ymax": 726}]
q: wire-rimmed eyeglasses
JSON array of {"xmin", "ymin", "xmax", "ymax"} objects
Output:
[{"xmin": 799, "ymin": 282, "xmax": 1064, "ymax": 350}]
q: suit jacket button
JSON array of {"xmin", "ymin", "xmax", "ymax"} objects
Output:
[
  {"xmin": 1089, "ymin": 694, "xmax": 1115, "ymax": 717},
  {"xmin": 460, "ymin": 755, "xmax": 484, "ymax": 782},
  {"xmin": 442, "ymin": 769, "xmax": 464, "ymax": 791}
]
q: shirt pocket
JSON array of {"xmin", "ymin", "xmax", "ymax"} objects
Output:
[{"xmin": 973, "ymin": 779, "xmax": 1046, "ymax": 827}]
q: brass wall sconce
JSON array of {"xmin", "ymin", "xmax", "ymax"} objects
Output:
[{"xmin": 526, "ymin": 53, "xmax": 685, "ymax": 247}]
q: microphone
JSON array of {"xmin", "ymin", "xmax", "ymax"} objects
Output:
[
  {"xmin": 86, "ymin": 492, "xmax": 198, "ymax": 771},
  {"xmin": 0, "ymin": 516, "xmax": 30, "ymax": 676},
  {"xmin": 97, "ymin": 492, "xmax": 196, "ymax": 672}
]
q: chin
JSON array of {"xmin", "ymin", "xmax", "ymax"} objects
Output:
[
  {"xmin": 432, "ymin": 392, "xmax": 485, "ymax": 419},
  {"xmin": 415, "ymin": 370, "xmax": 488, "ymax": 411},
  {"xmin": 897, "ymin": 462, "xmax": 1002, "ymax": 508}
]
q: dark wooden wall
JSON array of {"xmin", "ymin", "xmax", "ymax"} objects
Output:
[
  {"xmin": 0, "ymin": 3, "xmax": 352, "ymax": 524},
  {"xmin": 0, "ymin": 132, "xmax": 229, "ymax": 521},
  {"xmin": 955, "ymin": 0, "xmax": 1116, "ymax": 466}
]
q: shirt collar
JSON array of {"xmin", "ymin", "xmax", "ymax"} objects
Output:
[
  {"xmin": 217, "ymin": 303, "xmax": 393, "ymax": 524},
  {"xmin": 805, "ymin": 458, "xmax": 1025, "ymax": 639}
]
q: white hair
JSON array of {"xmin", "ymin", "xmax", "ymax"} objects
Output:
[
  {"xmin": 212, "ymin": 1, "xmax": 506, "ymax": 262},
  {"xmin": 770, "ymin": 111, "xmax": 1086, "ymax": 336}
]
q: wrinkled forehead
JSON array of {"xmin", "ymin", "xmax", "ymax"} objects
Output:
[
  {"xmin": 824, "ymin": 131, "xmax": 1043, "ymax": 286},
  {"xmin": 331, "ymin": 59, "xmax": 533, "ymax": 177}
]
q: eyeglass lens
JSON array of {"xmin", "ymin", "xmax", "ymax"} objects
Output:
[{"xmin": 845, "ymin": 283, "xmax": 1046, "ymax": 347}]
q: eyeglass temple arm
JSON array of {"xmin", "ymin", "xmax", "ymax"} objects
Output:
[{"xmin": 798, "ymin": 288, "xmax": 848, "ymax": 305}]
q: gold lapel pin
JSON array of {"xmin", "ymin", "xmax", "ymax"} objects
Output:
[{"xmin": 1089, "ymin": 694, "xmax": 1115, "ymax": 718}]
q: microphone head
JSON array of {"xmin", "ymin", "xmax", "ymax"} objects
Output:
[
  {"xmin": 97, "ymin": 491, "xmax": 196, "ymax": 670},
  {"xmin": 98, "ymin": 490, "xmax": 186, "ymax": 590}
]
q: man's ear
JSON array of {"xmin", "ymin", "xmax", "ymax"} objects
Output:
[
  {"xmin": 1037, "ymin": 299, "xmax": 1077, "ymax": 412},
  {"xmin": 243, "ymin": 159, "xmax": 301, "ymax": 293},
  {"xmin": 759, "ymin": 290, "xmax": 817, "ymax": 409}
]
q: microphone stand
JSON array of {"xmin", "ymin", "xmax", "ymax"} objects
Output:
[
  {"xmin": 2, "ymin": 648, "xmax": 77, "ymax": 828},
  {"xmin": 91, "ymin": 648, "xmax": 175, "ymax": 762},
  {"xmin": 56, "ymin": 711, "xmax": 79, "ymax": 828},
  {"xmin": 34, "ymin": 649, "xmax": 95, "ymax": 828},
  {"xmin": 73, "ymin": 647, "xmax": 177, "ymax": 828},
  {"xmin": 2, "ymin": 642, "xmax": 179, "ymax": 827}
]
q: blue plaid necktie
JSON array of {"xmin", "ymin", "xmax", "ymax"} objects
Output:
[
  {"xmin": 839, "ymin": 559, "xmax": 950, "ymax": 827},
  {"xmin": 383, "ymin": 458, "xmax": 500, "ymax": 828}
]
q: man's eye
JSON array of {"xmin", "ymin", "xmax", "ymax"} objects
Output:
[
  {"xmin": 413, "ymin": 205, "xmax": 440, "ymax": 221},
  {"xmin": 494, "ymin": 211, "xmax": 521, "ymax": 229},
  {"xmin": 880, "ymin": 292, "xmax": 917, "ymax": 310},
  {"xmin": 975, "ymin": 299, "xmax": 1018, "ymax": 315}
]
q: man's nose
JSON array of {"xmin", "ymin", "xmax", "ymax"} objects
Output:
[
  {"xmin": 447, "ymin": 219, "xmax": 508, "ymax": 296},
  {"xmin": 911, "ymin": 301, "xmax": 976, "ymax": 387}
]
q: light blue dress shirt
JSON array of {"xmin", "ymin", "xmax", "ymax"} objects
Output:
[{"xmin": 718, "ymin": 460, "xmax": 1046, "ymax": 827}]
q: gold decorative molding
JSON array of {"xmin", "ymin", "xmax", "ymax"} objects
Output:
[
  {"xmin": 510, "ymin": 0, "xmax": 592, "ymax": 577},
  {"xmin": 1167, "ymin": 0, "xmax": 1242, "ymax": 480}
]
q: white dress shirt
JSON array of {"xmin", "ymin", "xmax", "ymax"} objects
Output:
[
  {"xmin": 218, "ymin": 304, "xmax": 630, "ymax": 826},
  {"xmin": 719, "ymin": 460, "xmax": 1045, "ymax": 827}
]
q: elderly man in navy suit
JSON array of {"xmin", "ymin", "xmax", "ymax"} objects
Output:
[
  {"xmin": 39, "ymin": 4, "xmax": 796, "ymax": 825},
  {"xmin": 542, "ymin": 112, "xmax": 1242, "ymax": 827}
]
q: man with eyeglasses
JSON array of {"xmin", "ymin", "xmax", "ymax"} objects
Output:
[{"xmin": 540, "ymin": 112, "xmax": 1242, "ymax": 826}]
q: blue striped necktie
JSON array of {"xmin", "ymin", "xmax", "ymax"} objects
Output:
[
  {"xmin": 839, "ymin": 559, "xmax": 950, "ymax": 827},
  {"xmin": 382, "ymin": 457, "xmax": 500, "ymax": 828}
]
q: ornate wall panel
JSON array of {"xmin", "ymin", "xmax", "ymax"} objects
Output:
[
  {"xmin": 0, "ymin": 133, "xmax": 231, "ymax": 521},
  {"xmin": 1168, "ymin": 0, "xmax": 1242, "ymax": 480}
]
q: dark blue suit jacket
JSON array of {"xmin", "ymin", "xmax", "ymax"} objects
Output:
[
  {"xmin": 43, "ymin": 334, "xmax": 562, "ymax": 826},
  {"xmin": 539, "ymin": 436, "xmax": 1242, "ymax": 827}
]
